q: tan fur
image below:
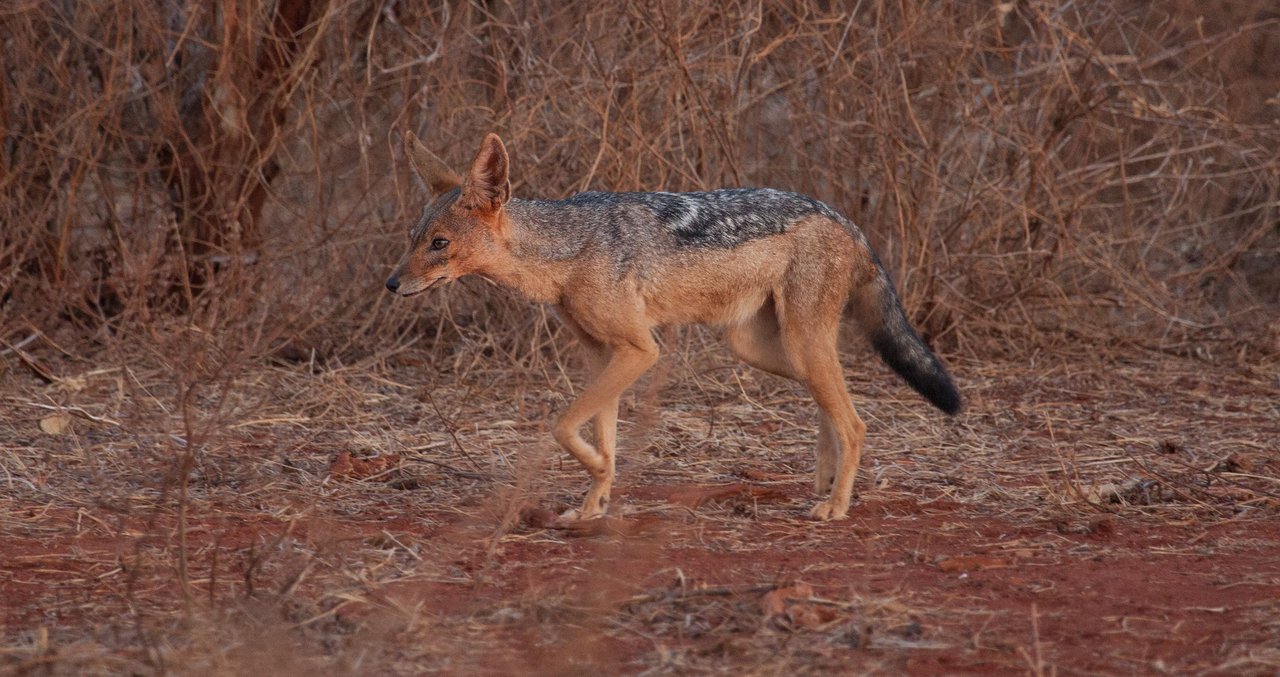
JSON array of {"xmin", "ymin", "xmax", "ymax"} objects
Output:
[{"xmin": 389, "ymin": 133, "xmax": 915, "ymax": 523}]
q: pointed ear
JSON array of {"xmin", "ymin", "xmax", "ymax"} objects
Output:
[
  {"xmin": 460, "ymin": 133, "xmax": 511, "ymax": 211},
  {"xmin": 404, "ymin": 131, "xmax": 462, "ymax": 197}
]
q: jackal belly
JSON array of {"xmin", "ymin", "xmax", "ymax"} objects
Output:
[{"xmin": 641, "ymin": 237, "xmax": 790, "ymax": 327}]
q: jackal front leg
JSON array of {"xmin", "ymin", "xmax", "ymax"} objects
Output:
[
  {"xmin": 577, "ymin": 396, "xmax": 619, "ymax": 518},
  {"xmin": 553, "ymin": 343, "xmax": 657, "ymax": 520}
]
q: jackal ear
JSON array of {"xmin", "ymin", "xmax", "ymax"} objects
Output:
[
  {"xmin": 404, "ymin": 131, "xmax": 462, "ymax": 197},
  {"xmin": 461, "ymin": 133, "xmax": 511, "ymax": 212}
]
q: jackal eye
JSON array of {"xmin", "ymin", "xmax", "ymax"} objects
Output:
[{"xmin": 430, "ymin": 238, "xmax": 449, "ymax": 251}]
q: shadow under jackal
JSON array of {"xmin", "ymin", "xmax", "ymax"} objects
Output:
[{"xmin": 386, "ymin": 132, "xmax": 960, "ymax": 522}]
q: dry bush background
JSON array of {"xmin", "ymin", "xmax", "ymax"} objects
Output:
[
  {"xmin": 3, "ymin": 0, "xmax": 1276, "ymax": 363},
  {"xmin": 2, "ymin": 0, "xmax": 1279, "ymax": 674}
]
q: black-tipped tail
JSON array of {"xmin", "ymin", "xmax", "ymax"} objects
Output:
[
  {"xmin": 869, "ymin": 326, "xmax": 962, "ymax": 415},
  {"xmin": 856, "ymin": 270, "xmax": 962, "ymax": 415}
]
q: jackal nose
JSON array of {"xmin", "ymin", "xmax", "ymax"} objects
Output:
[{"xmin": 385, "ymin": 275, "xmax": 400, "ymax": 293}]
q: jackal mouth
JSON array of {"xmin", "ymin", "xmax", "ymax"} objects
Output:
[{"xmin": 400, "ymin": 276, "xmax": 448, "ymax": 297}]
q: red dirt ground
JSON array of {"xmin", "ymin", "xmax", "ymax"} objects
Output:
[
  {"xmin": 5, "ymin": 482, "xmax": 1278, "ymax": 674},
  {"xmin": 2, "ymin": 348, "xmax": 1278, "ymax": 674}
]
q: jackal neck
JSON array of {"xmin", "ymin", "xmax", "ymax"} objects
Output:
[{"xmin": 477, "ymin": 199, "xmax": 588, "ymax": 304}]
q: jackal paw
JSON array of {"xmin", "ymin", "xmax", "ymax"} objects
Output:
[
  {"xmin": 557, "ymin": 508, "xmax": 583, "ymax": 524},
  {"xmin": 558, "ymin": 504, "xmax": 606, "ymax": 523},
  {"xmin": 808, "ymin": 500, "xmax": 849, "ymax": 522}
]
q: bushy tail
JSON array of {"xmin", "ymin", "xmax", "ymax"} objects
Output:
[{"xmin": 851, "ymin": 262, "xmax": 962, "ymax": 415}]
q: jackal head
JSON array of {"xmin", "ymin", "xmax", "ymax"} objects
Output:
[{"xmin": 386, "ymin": 132, "xmax": 512, "ymax": 296}]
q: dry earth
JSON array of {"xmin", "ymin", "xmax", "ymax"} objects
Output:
[{"xmin": 2, "ymin": 335, "xmax": 1278, "ymax": 675}]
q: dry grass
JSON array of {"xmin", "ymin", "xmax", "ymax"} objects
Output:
[
  {"xmin": 2, "ymin": 339, "xmax": 1278, "ymax": 674},
  {"xmin": 1, "ymin": 0, "xmax": 1279, "ymax": 674}
]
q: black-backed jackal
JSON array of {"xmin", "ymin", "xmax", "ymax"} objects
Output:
[{"xmin": 386, "ymin": 132, "xmax": 960, "ymax": 522}]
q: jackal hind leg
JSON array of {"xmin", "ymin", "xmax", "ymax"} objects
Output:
[
  {"xmin": 777, "ymin": 311, "xmax": 866, "ymax": 521},
  {"xmin": 814, "ymin": 412, "xmax": 839, "ymax": 496},
  {"xmin": 725, "ymin": 302, "xmax": 840, "ymax": 497}
]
